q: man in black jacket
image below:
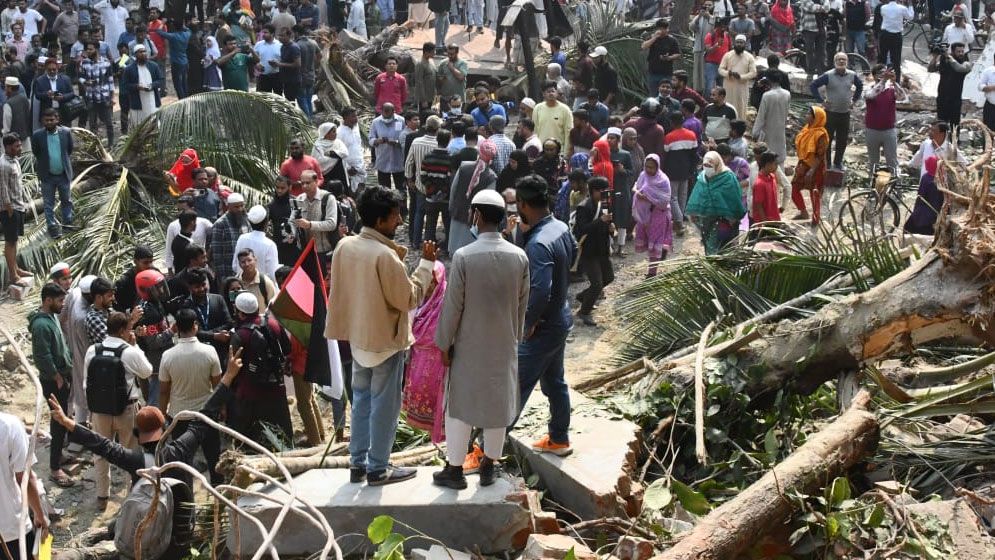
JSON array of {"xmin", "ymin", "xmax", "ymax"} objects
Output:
[
  {"xmin": 179, "ymin": 267, "xmax": 232, "ymax": 364},
  {"xmin": 572, "ymin": 176, "xmax": 615, "ymax": 327},
  {"xmin": 113, "ymin": 246, "xmax": 155, "ymax": 312}
]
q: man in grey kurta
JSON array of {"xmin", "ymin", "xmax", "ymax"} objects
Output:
[
  {"xmin": 432, "ymin": 189, "xmax": 530, "ymax": 490},
  {"xmin": 752, "ymin": 77, "xmax": 791, "ymax": 164}
]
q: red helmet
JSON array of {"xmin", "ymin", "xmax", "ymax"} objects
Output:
[{"xmin": 135, "ymin": 269, "xmax": 168, "ymax": 301}]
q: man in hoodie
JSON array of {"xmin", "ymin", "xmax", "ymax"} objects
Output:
[{"xmin": 29, "ymin": 283, "xmax": 74, "ymax": 487}]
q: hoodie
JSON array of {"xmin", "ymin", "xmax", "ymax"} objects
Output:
[{"xmin": 28, "ymin": 309, "xmax": 72, "ymax": 381}]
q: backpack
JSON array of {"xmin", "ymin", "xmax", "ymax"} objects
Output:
[
  {"xmin": 115, "ymin": 473, "xmax": 194, "ymax": 560},
  {"xmin": 86, "ymin": 344, "xmax": 131, "ymax": 416},
  {"xmin": 241, "ymin": 319, "xmax": 289, "ymax": 387}
]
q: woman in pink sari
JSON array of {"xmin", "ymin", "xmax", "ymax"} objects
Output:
[
  {"xmin": 402, "ymin": 260, "xmax": 448, "ymax": 442},
  {"xmin": 632, "ymin": 154, "xmax": 673, "ymax": 278}
]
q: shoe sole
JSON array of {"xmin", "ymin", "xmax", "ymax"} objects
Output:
[
  {"xmin": 432, "ymin": 479, "xmax": 468, "ymax": 490},
  {"xmin": 532, "ymin": 446, "xmax": 573, "ymax": 457},
  {"xmin": 463, "ymin": 466, "xmax": 480, "ymax": 474},
  {"xmin": 367, "ymin": 472, "xmax": 417, "ymax": 486}
]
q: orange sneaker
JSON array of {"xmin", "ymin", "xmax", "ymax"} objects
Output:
[
  {"xmin": 462, "ymin": 444, "xmax": 485, "ymax": 474},
  {"xmin": 531, "ymin": 434, "xmax": 573, "ymax": 457}
]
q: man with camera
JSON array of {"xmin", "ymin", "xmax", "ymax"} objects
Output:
[
  {"xmin": 929, "ymin": 42, "xmax": 972, "ymax": 126},
  {"xmin": 294, "ymin": 169, "xmax": 339, "ymax": 269}
]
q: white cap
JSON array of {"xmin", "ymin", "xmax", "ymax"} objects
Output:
[
  {"xmin": 470, "ymin": 189, "xmax": 506, "ymax": 209},
  {"xmin": 606, "ymin": 127, "xmax": 622, "ymax": 138},
  {"xmin": 590, "ymin": 46, "xmax": 608, "ymax": 58},
  {"xmin": 4, "ymin": 77, "xmax": 19, "ymax": 87},
  {"xmin": 133, "ymin": 44, "xmax": 147, "ymax": 52},
  {"xmin": 227, "ymin": 192, "xmax": 245, "ymax": 205},
  {"xmin": 247, "ymin": 205, "xmax": 268, "ymax": 225},
  {"xmin": 234, "ymin": 292, "xmax": 259, "ymax": 314},
  {"xmin": 520, "ymin": 97, "xmax": 536, "ymax": 109},
  {"xmin": 49, "ymin": 262, "xmax": 71, "ymax": 279},
  {"xmin": 734, "ymin": 34, "xmax": 747, "ymax": 43},
  {"xmin": 79, "ymin": 275, "xmax": 98, "ymax": 294}
]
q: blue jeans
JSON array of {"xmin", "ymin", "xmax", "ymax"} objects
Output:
[
  {"xmin": 147, "ymin": 374, "xmax": 160, "ymax": 407},
  {"xmin": 467, "ymin": 0, "xmax": 482, "ymax": 26},
  {"xmin": 349, "ymin": 351, "xmax": 405, "ymax": 473},
  {"xmin": 410, "ymin": 189, "xmax": 425, "ymax": 246},
  {"xmin": 704, "ymin": 62, "xmax": 720, "ymax": 96},
  {"xmin": 171, "ymin": 62, "xmax": 189, "ymax": 99},
  {"xmin": 846, "ymin": 30, "xmax": 867, "ymax": 56},
  {"xmin": 41, "ymin": 174, "xmax": 73, "ymax": 231},
  {"xmin": 434, "ymin": 11, "xmax": 449, "ymax": 48},
  {"xmin": 377, "ymin": 0, "xmax": 393, "ymax": 22},
  {"xmin": 515, "ymin": 327, "xmax": 571, "ymax": 443},
  {"xmin": 297, "ymin": 84, "xmax": 314, "ymax": 118}
]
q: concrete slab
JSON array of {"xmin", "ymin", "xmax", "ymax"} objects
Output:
[
  {"xmin": 227, "ymin": 467, "xmax": 532, "ymax": 557},
  {"xmin": 905, "ymin": 498, "xmax": 995, "ymax": 559},
  {"xmin": 510, "ymin": 390, "xmax": 642, "ymax": 520},
  {"xmin": 397, "ymin": 26, "xmax": 517, "ymax": 78}
]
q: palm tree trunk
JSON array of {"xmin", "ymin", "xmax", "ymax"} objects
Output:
[{"xmin": 670, "ymin": 0, "xmax": 693, "ymax": 34}]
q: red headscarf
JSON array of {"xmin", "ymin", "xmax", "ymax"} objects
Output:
[
  {"xmin": 168, "ymin": 148, "xmax": 201, "ymax": 196},
  {"xmin": 591, "ymin": 139, "xmax": 614, "ymax": 190},
  {"xmin": 924, "ymin": 155, "xmax": 938, "ymax": 177}
]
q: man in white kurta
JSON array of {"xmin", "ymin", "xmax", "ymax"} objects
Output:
[
  {"xmin": 718, "ymin": 34, "xmax": 757, "ymax": 120},
  {"xmin": 752, "ymin": 77, "xmax": 791, "ymax": 164},
  {"xmin": 61, "ymin": 275, "xmax": 96, "ymax": 425},
  {"xmin": 432, "ymin": 190, "xmax": 530, "ymax": 489}
]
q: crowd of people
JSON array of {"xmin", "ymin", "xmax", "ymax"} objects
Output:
[{"xmin": 1, "ymin": 0, "xmax": 987, "ymax": 555}]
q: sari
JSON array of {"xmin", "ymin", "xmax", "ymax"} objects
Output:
[
  {"xmin": 632, "ymin": 154, "xmax": 673, "ymax": 258},
  {"xmin": 905, "ymin": 156, "xmax": 943, "ymax": 235},
  {"xmin": 687, "ymin": 152, "xmax": 747, "ymax": 255},
  {"xmin": 769, "ymin": 0, "xmax": 794, "ymax": 54},
  {"xmin": 402, "ymin": 261, "xmax": 448, "ymax": 442}
]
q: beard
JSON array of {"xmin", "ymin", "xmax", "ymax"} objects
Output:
[
  {"xmin": 734, "ymin": 47, "xmax": 745, "ymax": 54},
  {"xmin": 291, "ymin": 152, "xmax": 304, "ymax": 160}
]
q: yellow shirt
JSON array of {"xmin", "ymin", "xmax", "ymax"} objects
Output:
[{"xmin": 532, "ymin": 100, "xmax": 573, "ymax": 153}]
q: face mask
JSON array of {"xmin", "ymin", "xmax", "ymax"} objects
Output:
[
  {"xmin": 450, "ymin": 108, "xmax": 462, "ymax": 115},
  {"xmin": 703, "ymin": 167, "xmax": 717, "ymax": 179}
]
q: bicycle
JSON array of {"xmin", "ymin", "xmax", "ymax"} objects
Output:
[
  {"xmin": 783, "ymin": 14, "xmax": 872, "ymax": 74},
  {"xmin": 835, "ymin": 165, "xmax": 919, "ymax": 240},
  {"xmin": 911, "ymin": 10, "xmax": 988, "ymax": 64}
]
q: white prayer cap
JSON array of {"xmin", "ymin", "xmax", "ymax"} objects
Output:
[
  {"xmin": 79, "ymin": 275, "xmax": 98, "ymax": 294},
  {"xmin": 4, "ymin": 77, "xmax": 19, "ymax": 87},
  {"xmin": 734, "ymin": 34, "xmax": 747, "ymax": 42},
  {"xmin": 49, "ymin": 262, "xmax": 71, "ymax": 280},
  {"xmin": 234, "ymin": 292, "xmax": 259, "ymax": 314},
  {"xmin": 227, "ymin": 192, "xmax": 245, "ymax": 205},
  {"xmin": 590, "ymin": 46, "xmax": 608, "ymax": 58},
  {"xmin": 470, "ymin": 189, "xmax": 506, "ymax": 209},
  {"xmin": 133, "ymin": 44, "xmax": 147, "ymax": 52},
  {"xmin": 606, "ymin": 127, "xmax": 622, "ymax": 138},
  {"xmin": 247, "ymin": 205, "xmax": 268, "ymax": 225},
  {"xmin": 520, "ymin": 97, "xmax": 536, "ymax": 109}
]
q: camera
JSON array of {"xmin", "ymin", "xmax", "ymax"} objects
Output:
[
  {"xmin": 240, "ymin": 44, "xmax": 252, "ymax": 54},
  {"xmin": 282, "ymin": 200, "xmax": 303, "ymax": 247},
  {"xmin": 930, "ymin": 41, "xmax": 949, "ymax": 55}
]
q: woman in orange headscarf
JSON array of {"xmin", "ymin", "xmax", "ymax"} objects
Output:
[
  {"xmin": 791, "ymin": 106, "xmax": 829, "ymax": 225},
  {"xmin": 590, "ymin": 139, "xmax": 615, "ymax": 190},
  {"xmin": 165, "ymin": 148, "xmax": 201, "ymax": 197}
]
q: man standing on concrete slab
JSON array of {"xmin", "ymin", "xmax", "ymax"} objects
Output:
[
  {"xmin": 432, "ymin": 189, "xmax": 529, "ymax": 490},
  {"xmin": 512, "ymin": 174, "xmax": 576, "ymax": 457},
  {"xmin": 0, "ymin": 133, "xmax": 31, "ymax": 287},
  {"xmin": 810, "ymin": 53, "xmax": 862, "ymax": 170},
  {"xmin": 31, "ymin": 109, "xmax": 74, "ymax": 239},
  {"xmin": 325, "ymin": 186, "xmax": 437, "ymax": 486}
]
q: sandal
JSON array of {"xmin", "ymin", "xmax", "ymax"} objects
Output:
[{"xmin": 49, "ymin": 471, "xmax": 75, "ymax": 488}]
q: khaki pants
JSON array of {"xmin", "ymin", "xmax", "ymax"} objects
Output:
[
  {"xmin": 91, "ymin": 405, "xmax": 137, "ymax": 498},
  {"xmin": 292, "ymin": 376, "xmax": 326, "ymax": 445}
]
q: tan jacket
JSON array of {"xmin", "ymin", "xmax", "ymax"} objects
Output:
[{"xmin": 324, "ymin": 227, "xmax": 433, "ymax": 354}]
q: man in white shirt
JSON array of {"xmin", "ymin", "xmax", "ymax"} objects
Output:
[
  {"xmin": 877, "ymin": 0, "xmax": 914, "ymax": 81},
  {"xmin": 253, "ymin": 23, "xmax": 283, "ymax": 94},
  {"xmin": 907, "ymin": 121, "xmax": 967, "ymax": 175},
  {"xmin": 164, "ymin": 196, "xmax": 212, "ymax": 274},
  {"xmin": 979, "ymin": 51, "xmax": 995, "ymax": 131},
  {"xmin": 0, "ymin": 412, "xmax": 48, "ymax": 560},
  {"xmin": 338, "ymin": 106, "xmax": 366, "ymax": 194},
  {"xmin": 82, "ymin": 311, "xmax": 153, "ymax": 507},
  {"xmin": 1, "ymin": 3, "xmax": 19, "ymax": 35},
  {"xmin": 93, "ymin": 0, "xmax": 127, "ymax": 49},
  {"xmin": 233, "ymin": 205, "xmax": 279, "ymax": 281},
  {"xmin": 942, "ymin": 8, "xmax": 975, "ymax": 48},
  {"xmin": 11, "ymin": 0, "xmax": 44, "ymax": 39}
]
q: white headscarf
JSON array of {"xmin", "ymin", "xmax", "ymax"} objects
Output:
[
  {"xmin": 313, "ymin": 122, "xmax": 349, "ymax": 174},
  {"xmin": 203, "ymin": 35, "xmax": 221, "ymax": 66}
]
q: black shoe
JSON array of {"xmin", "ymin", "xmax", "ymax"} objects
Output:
[
  {"xmin": 479, "ymin": 456, "xmax": 495, "ymax": 487},
  {"xmin": 350, "ymin": 465, "xmax": 366, "ymax": 483},
  {"xmin": 47, "ymin": 226, "xmax": 63, "ymax": 239},
  {"xmin": 432, "ymin": 465, "xmax": 467, "ymax": 489},
  {"xmin": 368, "ymin": 465, "xmax": 417, "ymax": 486},
  {"xmin": 476, "ymin": 26, "xmax": 483, "ymax": 33},
  {"xmin": 493, "ymin": 39, "xmax": 500, "ymax": 48},
  {"xmin": 578, "ymin": 313, "xmax": 597, "ymax": 327}
]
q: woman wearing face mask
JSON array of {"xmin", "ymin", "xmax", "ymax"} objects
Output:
[
  {"xmin": 686, "ymin": 150, "xmax": 747, "ymax": 254},
  {"xmin": 791, "ymin": 106, "xmax": 829, "ymax": 225},
  {"xmin": 497, "ymin": 150, "xmax": 532, "ymax": 190}
]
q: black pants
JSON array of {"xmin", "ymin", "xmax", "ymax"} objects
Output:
[
  {"xmin": 878, "ymin": 31, "xmax": 903, "ymax": 81},
  {"xmin": 825, "ymin": 110, "xmax": 850, "ymax": 169},
  {"xmin": 41, "ymin": 378, "xmax": 70, "ymax": 471},
  {"xmin": 984, "ymin": 102, "xmax": 995, "ymax": 133},
  {"xmin": 231, "ymin": 394, "xmax": 293, "ymax": 450},
  {"xmin": 3, "ymin": 528, "xmax": 35, "ymax": 560},
  {"xmin": 377, "ymin": 171, "xmax": 408, "ymax": 216},
  {"xmin": 257, "ymin": 74, "xmax": 283, "ymax": 95},
  {"xmin": 119, "ymin": 94, "xmax": 130, "ymax": 134},
  {"xmin": 87, "ymin": 101, "xmax": 114, "ymax": 145},
  {"xmin": 579, "ymin": 256, "xmax": 614, "ymax": 315},
  {"xmin": 803, "ymin": 30, "xmax": 826, "ymax": 75},
  {"xmin": 171, "ymin": 419, "xmax": 223, "ymax": 484},
  {"xmin": 282, "ymin": 80, "xmax": 300, "ymax": 104}
]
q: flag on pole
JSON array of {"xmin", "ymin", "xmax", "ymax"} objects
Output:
[{"xmin": 269, "ymin": 239, "xmax": 344, "ymax": 398}]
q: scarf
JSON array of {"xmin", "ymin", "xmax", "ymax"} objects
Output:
[
  {"xmin": 795, "ymin": 106, "xmax": 829, "ymax": 162},
  {"xmin": 687, "ymin": 155, "xmax": 747, "ymax": 223},
  {"xmin": 204, "ymin": 36, "xmax": 221, "ymax": 65},
  {"xmin": 497, "ymin": 149, "xmax": 532, "ymax": 188},
  {"xmin": 168, "ymin": 148, "xmax": 201, "ymax": 196},
  {"xmin": 924, "ymin": 154, "xmax": 938, "ymax": 176},
  {"xmin": 570, "ymin": 152, "xmax": 591, "ymax": 175},
  {"xmin": 771, "ymin": 0, "xmax": 794, "ymax": 26},
  {"xmin": 466, "ymin": 138, "xmax": 497, "ymax": 197},
  {"xmin": 591, "ymin": 139, "xmax": 614, "ymax": 190},
  {"xmin": 632, "ymin": 154, "xmax": 671, "ymax": 224},
  {"xmin": 313, "ymin": 122, "xmax": 348, "ymax": 173}
]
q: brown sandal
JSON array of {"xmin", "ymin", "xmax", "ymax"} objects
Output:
[{"xmin": 49, "ymin": 471, "xmax": 74, "ymax": 488}]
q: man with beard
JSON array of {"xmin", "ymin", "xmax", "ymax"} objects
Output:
[
  {"xmin": 717, "ymin": 35, "xmax": 756, "ymax": 120},
  {"xmin": 929, "ymin": 42, "xmax": 972, "ymax": 125},
  {"xmin": 113, "ymin": 246, "xmax": 154, "ymax": 312},
  {"xmin": 280, "ymin": 138, "xmax": 323, "ymax": 196},
  {"xmin": 210, "ymin": 192, "xmax": 250, "ymax": 280},
  {"xmin": 324, "ymin": 186, "xmax": 437, "ymax": 486},
  {"xmin": 121, "ymin": 45, "xmax": 163, "ymax": 125},
  {"xmin": 178, "ymin": 267, "xmax": 231, "ymax": 365},
  {"xmin": 810, "ymin": 53, "xmax": 863, "ymax": 170},
  {"xmin": 268, "ymin": 176, "xmax": 301, "ymax": 265}
]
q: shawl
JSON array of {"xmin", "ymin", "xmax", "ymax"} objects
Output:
[
  {"xmin": 466, "ymin": 139, "xmax": 497, "ymax": 197},
  {"xmin": 795, "ymin": 106, "xmax": 829, "ymax": 162},
  {"xmin": 203, "ymin": 36, "xmax": 221, "ymax": 66},
  {"xmin": 168, "ymin": 148, "xmax": 201, "ymax": 196},
  {"xmin": 687, "ymin": 152, "xmax": 746, "ymax": 221},
  {"xmin": 591, "ymin": 139, "xmax": 614, "ymax": 190},
  {"xmin": 312, "ymin": 122, "xmax": 348, "ymax": 174},
  {"xmin": 407, "ymin": 260, "xmax": 448, "ymax": 441},
  {"xmin": 770, "ymin": 0, "xmax": 794, "ymax": 28},
  {"xmin": 497, "ymin": 150, "xmax": 532, "ymax": 189},
  {"xmin": 632, "ymin": 154, "xmax": 671, "ymax": 224},
  {"xmin": 569, "ymin": 152, "xmax": 590, "ymax": 175}
]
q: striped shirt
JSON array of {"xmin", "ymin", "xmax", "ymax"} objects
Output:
[
  {"xmin": 0, "ymin": 153, "xmax": 25, "ymax": 211},
  {"xmin": 79, "ymin": 56, "xmax": 115, "ymax": 104}
]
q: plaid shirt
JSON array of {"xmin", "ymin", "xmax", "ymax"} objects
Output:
[
  {"xmin": 800, "ymin": 0, "xmax": 828, "ymax": 32},
  {"xmin": 0, "ymin": 154, "xmax": 25, "ymax": 211},
  {"xmin": 210, "ymin": 212, "xmax": 250, "ymax": 280},
  {"xmin": 84, "ymin": 305, "xmax": 109, "ymax": 346},
  {"xmin": 490, "ymin": 133, "xmax": 515, "ymax": 175},
  {"xmin": 79, "ymin": 56, "xmax": 114, "ymax": 104}
]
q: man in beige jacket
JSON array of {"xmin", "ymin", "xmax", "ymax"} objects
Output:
[{"xmin": 325, "ymin": 186, "xmax": 437, "ymax": 486}]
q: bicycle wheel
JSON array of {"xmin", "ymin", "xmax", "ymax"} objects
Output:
[
  {"xmin": 911, "ymin": 29, "xmax": 932, "ymax": 64},
  {"xmin": 837, "ymin": 190, "xmax": 902, "ymax": 240},
  {"xmin": 846, "ymin": 52, "xmax": 871, "ymax": 74},
  {"xmin": 784, "ymin": 50, "xmax": 806, "ymax": 71}
]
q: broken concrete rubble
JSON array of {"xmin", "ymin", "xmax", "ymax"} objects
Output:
[
  {"xmin": 523, "ymin": 534, "xmax": 597, "ymax": 560},
  {"xmin": 510, "ymin": 389, "xmax": 642, "ymax": 520},
  {"xmin": 905, "ymin": 499, "xmax": 995, "ymax": 558},
  {"xmin": 226, "ymin": 468, "xmax": 534, "ymax": 557}
]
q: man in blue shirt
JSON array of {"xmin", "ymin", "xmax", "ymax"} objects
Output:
[
  {"xmin": 152, "ymin": 20, "xmax": 191, "ymax": 99},
  {"xmin": 512, "ymin": 173, "xmax": 577, "ymax": 457},
  {"xmin": 31, "ymin": 109, "xmax": 75, "ymax": 238},
  {"xmin": 368, "ymin": 102, "xmax": 407, "ymax": 214},
  {"xmin": 469, "ymin": 86, "xmax": 506, "ymax": 129}
]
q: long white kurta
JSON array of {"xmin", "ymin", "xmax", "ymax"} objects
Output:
[
  {"xmin": 718, "ymin": 50, "xmax": 757, "ymax": 120},
  {"xmin": 752, "ymin": 86, "xmax": 791, "ymax": 163},
  {"xmin": 434, "ymin": 232, "xmax": 530, "ymax": 428},
  {"xmin": 60, "ymin": 287, "xmax": 92, "ymax": 422}
]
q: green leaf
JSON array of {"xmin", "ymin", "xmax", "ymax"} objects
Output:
[
  {"xmin": 642, "ymin": 479, "xmax": 673, "ymax": 511},
  {"xmin": 367, "ymin": 515, "xmax": 394, "ymax": 544},
  {"xmin": 825, "ymin": 514, "xmax": 840, "ymax": 540},
  {"xmin": 764, "ymin": 429, "xmax": 779, "ymax": 460},
  {"xmin": 827, "ymin": 477, "xmax": 851, "ymax": 508},
  {"xmin": 563, "ymin": 547, "xmax": 577, "ymax": 560},
  {"xmin": 373, "ymin": 533, "xmax": 406, "ymax": 560},
  {"xmin": 671, "ymin": 480, "xmax": 712, "ymax": 515}
]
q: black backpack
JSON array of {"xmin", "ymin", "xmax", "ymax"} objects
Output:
[
  {"xmin": 86, "ymin": 344, "xmax": 131, "ymax": 415},
  {"xmin": 241, "ymin": 320, "xmax": 289, "ymax": 387}
]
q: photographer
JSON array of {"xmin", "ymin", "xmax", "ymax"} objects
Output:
[
  {"xmin": 217, "ymin": 35, "xmax": 258, "ymax": 92},
  {"xmin": 572, "ymin": 176, "xmax": 615, "ymax": 327},
  {"xmin": 929, "ymin": 42, "xmax": 972, "ymax": 125},
  {"xmin": 294, "ymin": 169, "xmax": 339, "ymax": 270}
]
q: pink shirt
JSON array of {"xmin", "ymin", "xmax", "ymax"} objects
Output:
[
  {"xmin": 280, "ymin": 155, "xmax": 324, "ymax": 196},
  {"xmin": 373, "ymin": 72, "xmax": 408, "ymax": 113}
]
